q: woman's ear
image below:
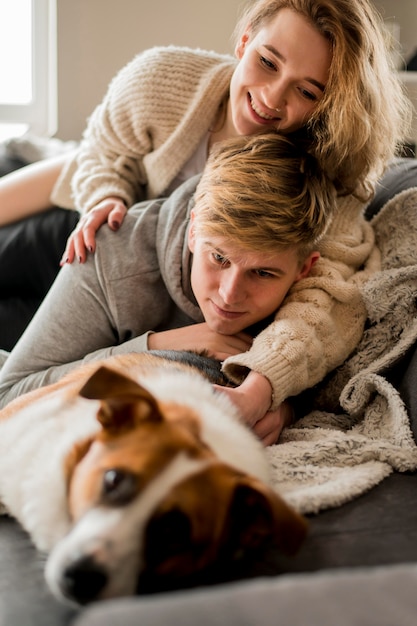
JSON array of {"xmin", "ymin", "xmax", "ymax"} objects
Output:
[
  {"xmin": 235, "ymin": 30, "xmax": 250, "ymax": 59},
  {"xmin": 295, "ymin": 251, "xmax": 320, "ymax": 282},
  {"xmin": 188, "ymin": 209, "xmax": 196, "ymax": 253}
]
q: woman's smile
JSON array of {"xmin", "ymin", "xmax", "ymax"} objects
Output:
[{"xmin": 248, "ymin": 93, "xmax": 282, "ymax": 124}]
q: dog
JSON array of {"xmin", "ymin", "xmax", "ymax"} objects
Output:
[{"xmin": 0, "ymin": 350, "xmax": 307, "ymax": 605}]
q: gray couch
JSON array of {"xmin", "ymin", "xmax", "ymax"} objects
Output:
[
  {"xmin": 0, "ymin": 157, "xmax": 417, "ymax": 626},
  {"xmin": 1, "ymin": 471, "xmax": 417, "ymax": 626}
]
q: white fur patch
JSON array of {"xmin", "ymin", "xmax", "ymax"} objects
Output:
[
  {"xmin": 0, "ymin": 390, "xmax": 101, "ymax": 551},
  {"xmin": 137, "ymin": 369, "xmax": 270, "ymax": 483}
]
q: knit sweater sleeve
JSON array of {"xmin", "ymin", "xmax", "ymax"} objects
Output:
[
  {"xmin": 222, "ymin": 196, "xmax": 381, "ymax": 409},
  {"xmin": 50, "ymin": 47, "xmax": 234, "ymax": 212}
]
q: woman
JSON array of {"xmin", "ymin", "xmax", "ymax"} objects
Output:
[
  {"xmin": 0, "ymin": 0, "xmax": 409, "ymax": 249},
  {"xmin": 0, "ymin": 0, "xmax": 411, "ymax": 440}
]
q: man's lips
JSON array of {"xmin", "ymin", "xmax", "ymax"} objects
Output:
[{"xmin": 210, "ymin": 300, "xmax": 246, "ymax": 320}]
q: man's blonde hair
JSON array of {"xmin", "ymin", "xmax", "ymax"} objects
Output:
[
  {"xmin": 233, "ymin": 0, "xmax": 412, "ymax": 198},
  {"xmin": 193, "ymin": 132, "xmax": 335, "ymax": 262}
]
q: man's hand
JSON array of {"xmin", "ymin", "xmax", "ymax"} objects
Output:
[
  {"xmin": 148, "ymin": 323, "xmax": 253, "ymax": 361},
  {"xmin": 61, "ymin": 197, "xmax": 127, "ymax": 264}
]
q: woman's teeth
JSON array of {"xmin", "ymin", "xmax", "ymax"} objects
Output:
[{"xmin": 250, "ymin": 96, "xmax": 277, "ymax": 120}]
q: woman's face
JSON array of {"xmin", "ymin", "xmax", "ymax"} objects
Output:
[{"xmin": 228, "ymin": 8, "xmax": 332, "ymax": 136}]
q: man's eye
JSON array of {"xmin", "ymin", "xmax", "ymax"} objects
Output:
[
  {"xmin": 255, "ymin": 269, "xmax": 275, "ymax": 279},
  {"xmin": 212, "ymin": 252, "xmax": 226, "ymax": 264}
]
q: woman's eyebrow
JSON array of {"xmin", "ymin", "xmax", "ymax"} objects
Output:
[{"xmin": 263, "ymin": 44, "xmax": 326, "ymax": 92}]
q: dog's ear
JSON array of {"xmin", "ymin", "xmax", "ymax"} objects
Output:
[
  {"xmin": 226, "ymin": 474, "xmax": 308, "ymax": 558},
  {"xmin": 79, "ymin": 365, "xmax": 163, "ymax": 429}
]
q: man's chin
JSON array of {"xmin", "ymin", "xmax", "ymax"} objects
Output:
[{"xmin": 206, "ymin": 318, "xmax": 247, "ymax": 336}]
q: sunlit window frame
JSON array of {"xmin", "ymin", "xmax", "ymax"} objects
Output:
[{"xmin": 0, "ymin": 0, "xmax": 57, "ymax": 138}]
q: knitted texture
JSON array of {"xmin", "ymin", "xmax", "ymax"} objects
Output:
[
  {"xmin": 266, "ymin": 188, "xmax": 417, "ymax": 514},
  {"xmin": 51, "ymin": 46, "xmax": 235, "ymax": 212},
  {"xmin": 224, "ymin": 194, "xmax": 381, "ymax": 407}
]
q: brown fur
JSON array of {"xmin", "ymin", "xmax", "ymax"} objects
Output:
[{"xmin": 0, "ymin": 351, "xmax": 308, "ymax": 603}]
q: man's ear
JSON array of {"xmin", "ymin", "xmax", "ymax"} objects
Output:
[
  {"xmin": 188, "ymin": 209, "xmax": 196, "ymax": 253},
  {"xmin": 235, "ymin": 30, "xmax": 250, "ymax": 59},
  {"xmin": 294, "ymin": 251, "xmax": 320, "ymax": 282}
]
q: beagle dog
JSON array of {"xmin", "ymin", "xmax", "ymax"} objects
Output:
[{"xmin": 0, "ymin": 351, "xmax": 307, "ymax": 605}]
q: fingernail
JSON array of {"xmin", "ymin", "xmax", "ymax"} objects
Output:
[
  {"xmin": 111, "ymin": 221, "xmax": 120, "ymax": 230},
  {"xmin": 88, "ymin": 246, "xmax": 93, "ymax": 253}
]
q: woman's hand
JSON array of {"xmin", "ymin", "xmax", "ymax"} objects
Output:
[
  {"xmin": 252, "ymin": 402, "xmax": 294, "ymax": 446},
  {"xmin": 215, "ymin": 370, "xmax": 294, "ymax": 446},
  {"xmin": 148, "ymin": 323, "xmax": 253, "ymax": 361},
  {"xmin": 61, "ymin": 197, "xmax": 128, "ymax": 264}
]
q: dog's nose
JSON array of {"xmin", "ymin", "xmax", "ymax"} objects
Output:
[{"xmin": 60, "ymin": 555, "xmax": 108, "ymax": 604}]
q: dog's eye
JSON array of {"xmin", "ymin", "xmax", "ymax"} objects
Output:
[{"xmin": 102, "ymin": 469, "xmax": 137, "ymax": 505}]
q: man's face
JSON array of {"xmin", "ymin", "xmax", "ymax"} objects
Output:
[{"xmin": 188, "ymin": 216, "xmax": 317, "ymax": 335}]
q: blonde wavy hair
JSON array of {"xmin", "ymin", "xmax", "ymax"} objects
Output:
[
  {"xmin": 233, "ymin": 0, "xmax": 412, "ymax": 198},
  {"xmin": 193, "ymin": 132, "xmax": 336, "ymax": 261}
]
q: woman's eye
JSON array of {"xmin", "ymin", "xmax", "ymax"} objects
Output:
[
  {"xmin": 260, "ymin": 55, "xmax": 276, "ymax": 71},
  {"xmin": 300, "ymin": 88, "xmax": 318, "ymax": 102}
]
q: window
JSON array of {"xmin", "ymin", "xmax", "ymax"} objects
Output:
[{"xmin": 0, "ymin": 0, "xmax": 57, "ymax": 142}]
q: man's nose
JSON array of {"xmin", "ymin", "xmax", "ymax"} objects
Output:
[{"xmin": 218, "ymin": 270, "xmax": 245, "ymax": 305}]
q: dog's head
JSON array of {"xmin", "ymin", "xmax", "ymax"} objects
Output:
[{"xmin": 45, "ymin": 366, "xmax": 307, "ymax": 605}]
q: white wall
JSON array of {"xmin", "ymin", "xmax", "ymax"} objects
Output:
[
  {"xmin": 373, "ymin": 0, "xmax": 417, "ymax": 63},
  {"xmin": 56, "ymin": 0, "xmax": 243, "ymax": 140},
  {"xmin": 373, "ymin": 0, "xmax": 417, "ymax": 150}
]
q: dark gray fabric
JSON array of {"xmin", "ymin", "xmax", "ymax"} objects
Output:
[
  {"xmin": 365, "ymin": 158, "xmax": 417, "ymax": 219},
  {"xmin": 0, "ymin": 145, "xmax": 27, "ymax": 176},
  {"xmin": 0, "ymin": 148, "xmax": 79, "ymax": 350},
  {"xmin": 0, "ymin": 515, "xmax": 79, "ymax": 626},
  {"xmin": 73, "ymin": 564, "xmax": 417, "ymax": 626},
  {"xmin": 0, "ymin": 207, "xmax": 79, "ymax": 350}
]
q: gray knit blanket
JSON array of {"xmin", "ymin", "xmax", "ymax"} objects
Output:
[{"xmin": 267, "ymin": 187, "xmax": 417, "ymax": 514}]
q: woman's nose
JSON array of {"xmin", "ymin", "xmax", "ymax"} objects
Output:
[{"xmin": 262, "ymin": 78, "xmax": 288, "ymax": 111}]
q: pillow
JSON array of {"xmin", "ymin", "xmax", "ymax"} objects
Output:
[
  {"xmin": 0, "ymin": 144, "xmax": 27, "ymax": 176},
  {"xmin": 365, "ymin": 158, "xmax": 417, "ymax": 219}
]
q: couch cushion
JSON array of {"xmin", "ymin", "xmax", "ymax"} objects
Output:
[
  {"xmin": 72, "ymin": 563, "xmax": 417, "ymax": 626},
  {"xmin": 365, "ymin": 158, "xmax": 417, "ymax": 219},
  {"xmin": 1, "ymin": 472, "xmax": 416, "ymax": 626},
  {"xmin": 0, "ymin": 515, "xmax": 79, "ymax": 626}
]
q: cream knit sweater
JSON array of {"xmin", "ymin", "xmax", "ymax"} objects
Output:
[{"xmin": 51, "ymin": 46, "xmax": 236, "ymax": 212}]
